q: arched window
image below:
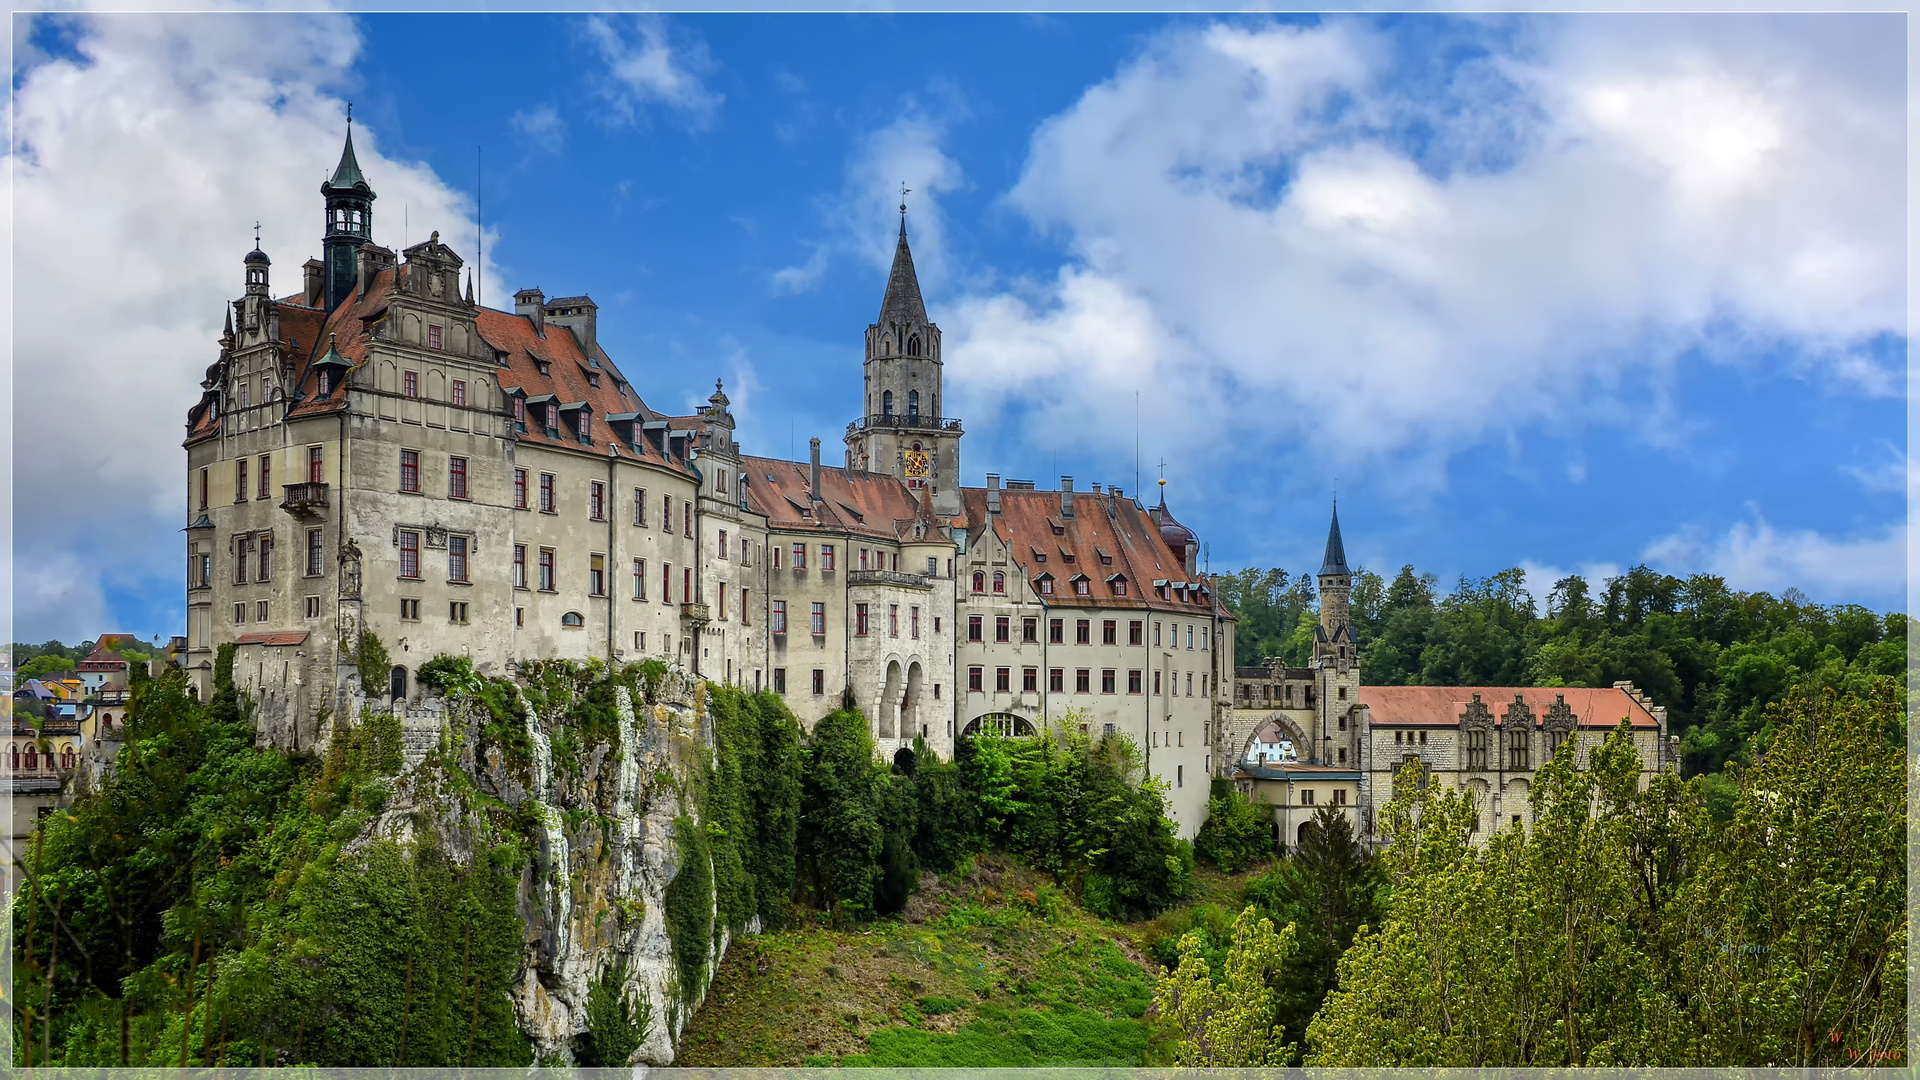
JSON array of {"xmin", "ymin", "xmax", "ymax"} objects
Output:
[
  {"xmin": 61, "ymin": 748, "xmax": 75, "ymax": 770},
  {"xmin": 972, "ymin": 571, "xmax": 985, "ymax": 592},
  {"xmin": 993, "ymin": 571, "xmax": 1005, "ymax": 594},
  {"xmin": 562, "ymin": 611, "xmax": 585, "ymax": 628},
  {"xmin": 908, "ymin": 390, "xmax": 920, "ymax": 419},
  {"xmin": 7, "ymin": 745, "xmax": 17, "ymax": 770},
  {"xmin": 24, "ymin": 746, "xmax": 38, "ymax": 770},
  {"xmin": 390, "ymin": 666, "xmax": 408, "ymax": 701},
  {"xmin": 883, "ymin": 390, "xmax": 893, "ymax": 418},
  {"xmin": 907, "ymin": 335, "xmax": 921, "ymax": 357}
]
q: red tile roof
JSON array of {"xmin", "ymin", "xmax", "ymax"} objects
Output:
[
  {"xmin": 1358, "ymin": 685, "xmax": 1660, "ymax": 729},
  {"xmin": 235, "ymin": 631, "xmax": 309, "ymax": 647},
  {"xmin": 956, "ymin": 487, "xmax": 1224, "ymax": 616},
  {"xmin": 741, "ymin": 456, "xmax": 935, "ymax": 541}
]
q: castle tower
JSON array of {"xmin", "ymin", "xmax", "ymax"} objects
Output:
[
  {"xmin": 845, "ymin": 209, "xmax": 962, "ymax": 516},
  {"xmin": 1312, "ymin": 503, "xmax": 1360, "ymax": 766},
  {"xmin": 320, "ymin": 116, "xmax": 375, "ymax": 310}
]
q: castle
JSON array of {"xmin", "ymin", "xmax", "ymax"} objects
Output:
[{"xmin": 182, "ymin": 126, "xmax": 1672, "ymax": 843}]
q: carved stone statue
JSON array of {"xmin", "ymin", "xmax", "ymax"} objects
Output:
[{"xmin": 339, "ymin": 537, "xmax": 363, "ymax": 600}]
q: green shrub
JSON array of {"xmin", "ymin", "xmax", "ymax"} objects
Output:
[
  {"xmin": 1194, "ymin": 776, "xmax": 1274, "ymax": 872},
  {"xmin": 577, "ymin": 962, "xmax": 651, "ymax": 1066},
  {"xmin": 663, "ymin": 816, "xmax": 714, "ymax": 1005}
]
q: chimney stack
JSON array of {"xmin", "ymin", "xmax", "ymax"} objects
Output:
[
  {"xmin": 303, "ymin": 259, "xmax": 325, "ymax": 308},
  {"xmin": 1061, "ymin": 475, "xmax": 1075, "ymax": 518},
  {"xmin": 986, "ymin": 472, "xmax": 1001, "ymax": 515},
  {"xmin": 514, "ymin": 288, "xmax": 546, "ymax": 333},
  {"xmin": 809, "ymin": 438, "xmax": 822, "ymax": 503}
]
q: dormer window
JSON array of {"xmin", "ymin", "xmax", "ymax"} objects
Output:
[
  {"xmin": 1110, "ymin": 576, "xmax": 1129, "ymax": 597},
  {"xmin": 587, "ymin": 373, "xmax": 601, "ymax": 389},
  {"xmin": 317, "ymin": 372, "xmax": 329, "ymax": 396},
  {"xmin": 512, "ymin": 396, "xmax": 526, "ymax": 429},
  {"xmin": 1037, "ymin": 575, "xmax": 1055, "ymax": 596},
  {"xmin": 537, "ymin": 361, "xmax": 551, "ymax": 377}
]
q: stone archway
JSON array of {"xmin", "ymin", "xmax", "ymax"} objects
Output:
[
  {"xmin": 878, "ymin": 661, "xmax": 902, "ymax": 738},
  {"xmin": 1227, "ymin": 712, "xmax": 1309, "ymax": 768}
]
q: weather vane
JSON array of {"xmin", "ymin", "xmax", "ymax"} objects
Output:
[
  {"xmin": 346, "ymin": 100, "xmax": 353, "ymax": 125},
  {"xmin": 900, "ymin": 182, "xmax": 910, "ymax": 218}
]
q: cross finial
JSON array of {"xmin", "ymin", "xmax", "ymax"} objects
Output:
[{"xmin": 253, "ymin": 221, "xmax": 261, "ymax": 248}]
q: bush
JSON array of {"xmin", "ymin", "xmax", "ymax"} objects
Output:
[
  {"xmin": 577, "ymin": 962, "xmax": 651, "ymax": 1066},
  {"xmin": 663, "ymin": 816, "xmax": 714, "ymax": 1005},
  {"xmin": 1194, "ymin": 777, "xmax": 1273, "ymax": 872},
  {"xmin": 356, "ymin": 630, "xmax": 391, "ymax": 692}
]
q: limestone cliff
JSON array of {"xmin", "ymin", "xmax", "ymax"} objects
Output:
[{"xmin": 357, "ymin": 661, "xmax": 735, "ymax": 1065}]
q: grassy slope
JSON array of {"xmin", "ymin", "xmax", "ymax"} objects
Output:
[{"xmin": 677, "ymin": 856, "xmax": 1257, "ymax": 1067}]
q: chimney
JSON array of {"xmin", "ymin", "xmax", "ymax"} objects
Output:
[
  {"xmin": 809, "ymin": 438, "xmax": 822, "ymax": 503},
  {"xmin": 1149, "ymin": 504, "xmax": 1163, "ymax": 527},
  {"xmin": 1090, "ymin": 481, "xmax": 1101, "ymax": 494},
  {"xmin": 986, "ymin": 472, "xmax": 1001, "ymax": 515},
  {"xmin": 1061, "ymin": 475, "xmax": 1075, "ymax": 518},
  {"xmin": 303, "ymin": 259, "xmax": 325, "ymax": 307},
  {"xmin": 514, "ymin": 288, "xmax": 546, "ymax": 333}
]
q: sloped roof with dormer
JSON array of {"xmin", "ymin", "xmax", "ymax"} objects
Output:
[
  {"xmin": 741, "ymin": 455, "xmax": 939, "ymax": 543},
  {"xmin": 1358, "ymin": 686, "xmax": 1660, "ymax": 729},
  {"xmin": 956, "ymin": 486, "xmax": 1227, "ymax": 618}
]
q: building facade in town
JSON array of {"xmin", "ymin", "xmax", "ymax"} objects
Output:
[
  {"xmin": 182, "ymin": 128, "xmax": 1233, "ymax": 832},
  {"xmin": 1226, "ymin": 509, "xmax": 1677, "ymax": 847}
]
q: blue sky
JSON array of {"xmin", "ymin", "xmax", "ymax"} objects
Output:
[{"xmin": 9, "ymin": 12, "xmax": 1908, "ymax": 646}]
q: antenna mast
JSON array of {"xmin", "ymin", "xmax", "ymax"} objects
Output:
[{"xmin": 476, "ymin": 146, "xmax": 483, "ymax": 308}]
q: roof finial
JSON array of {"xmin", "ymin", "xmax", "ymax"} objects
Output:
[
  {"xmin": 253, "ymin": 221, "xmax": 261, "ymax": 248},
  {"xmin": 899, "ymin": 181, "xmax": 910, "ymax": 233},
  {"xmin": 346, "ymin": 100, "xmax": 353, "ymax": 127}
]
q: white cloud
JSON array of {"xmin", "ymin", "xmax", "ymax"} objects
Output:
[
  {"xmin": 511, "ymin": 104, "xmax": 566, "ymax": 154},
  {"xmin": 583, "ymin": 15, "xmax": 721, "ymax": 127},
  {"xmin": 772, "ymin": 109, "xmax": 966, "ymax": 297},
  {"xmin": 942, "ymin": 16, "xmax": 1904, "ymax": 488},
  {"xmin": 1518, "ymin": 560, "xmax": 1625, "ymax": 615},
  {"xmin": 10, "ymin": 13, "xmax": 497, "ymax": 642},
  {"xmin": 1643, "ymin": 513, "xmax": 1906, "ymax": 603}
]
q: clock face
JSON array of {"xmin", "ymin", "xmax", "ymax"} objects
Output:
[{"xmin": 903, "ymin": 449, "xmax": 931, "ymax": 478}]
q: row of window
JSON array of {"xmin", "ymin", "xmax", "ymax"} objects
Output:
[
  {"xmin": 1458, "ymin": 727, "xmax": 1564, "ymax": 770},
  {"xmin": 962, "ymin": 616, "xmax": 1207, "ymax": 650},
  {"xmin": 203, "ymin": 447, "xmax": 327, "ymax": 509},
  {"xmin": 4, "ymin": 743, "xmax": 76, "ymax": 772},
  {"xmin": 398, "ymin": 368, "xmax": 465, "ymax": 397},
  {"xmin": 1241, "ymin": 682, "xmax": 1313, "ymax": 707},
  {"xmin": 966, "ymin": 666, "xmax": 1211, "ymax": 697}
]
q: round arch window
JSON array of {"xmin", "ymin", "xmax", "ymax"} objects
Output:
[{"xmin": 562, "ymin": 611, "xmax": 585, "ymax": 628}]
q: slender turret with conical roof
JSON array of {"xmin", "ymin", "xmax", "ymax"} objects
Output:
[
  {"xmin": 1320, "ymin": 501, "xmax": 1350, "ymax": 576},
  {"xmin": 320, "ymin": 109, "xmax": 376, "ymax": 310},
  {"xmin": 847, "ymin": 205, "xmax": 962, "ymax": 515},
  {"xmin": 878, "ymin": 221, "xmax": 928, "ymax": 327}
]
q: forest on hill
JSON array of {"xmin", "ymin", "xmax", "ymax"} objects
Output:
[{"xmin": 1215, "ymin": 563, "xmax": 1907, "ymax": 776}]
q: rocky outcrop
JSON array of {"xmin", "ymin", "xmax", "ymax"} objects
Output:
[{"xmin": 357, "ymin": 664, "xmax": 732, "ymax": 1065}]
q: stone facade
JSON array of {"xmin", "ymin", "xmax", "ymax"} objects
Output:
[
  {"xmin": 183, "ymin": 128, "xmax": 1238, "ymax": 837},
  {"xmin": 1224, "ymin": 510, "xmax": 1678, "ymax": 846}
]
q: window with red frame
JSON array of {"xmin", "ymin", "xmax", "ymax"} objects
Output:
[
  {"xmin": 404, "ymin": 371, "xmax": 419, "ymax": 397},
  {"xmin": 427, "ymin": 325, "xmax": 442, "ymax": 350},
  {"xmin": 400, "ymin": 450, "xmax": 420, "ymax": 493},
  {"xmin": 399, "ymin": 531, "xmax": 421, "ymax": 578},
  {"xmin": 449, "ymin": 457, "xmax": 468, "ymax": 499},
  {"xmin": 452, "ymin": 379, "xmax": 466, "ymax": 406},
  {"xmin": 308, "ymin": 445, "xmax": 324, "ymax": 484}
]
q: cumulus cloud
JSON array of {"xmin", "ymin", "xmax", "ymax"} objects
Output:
[
  {"xmin": 583, "ymin": 15, "xmax": 721, "ymax": 127},
  {"xmin": 11, "ymin": 13, "xmax": 497, "ymax": 642},
  {"xmin": 772, "ymin": 109, "xmax": 966, "ymax": 297},
  {"xmin": 1643, "ymin": 513, "xmax": 1907, "ymax": 603},
  {"xmin": 511, "ymin": 104, "xmax": 566, "ymax": 154},
  {"xmin": 942, "ymin": 16, "xmax": 1904, "ymax": 486}
]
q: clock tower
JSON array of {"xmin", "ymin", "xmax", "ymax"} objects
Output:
[{"xmin": 845, "ymin": 210, "xmax": 963, "ymax": 516}]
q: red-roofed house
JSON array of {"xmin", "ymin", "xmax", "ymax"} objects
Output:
[{"xmin": 1225, "ymin": 508, "xmax": 1676, "ymax": 846}]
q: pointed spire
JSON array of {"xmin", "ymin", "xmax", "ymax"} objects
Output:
[
  {"xmin": 223, "ymin": 307, "xmax": 233, "ymax": 338},
  {"xmin": 1319, "ymin": 502, "xmax": 1350, "ymax": 577},
  {"xmin": 464, "ymin": 271, "xmax": 474, "ymax": 305},
  {"xmin": 878, "ymin": 217, "xmax": 927, "ymax": 327},
  {"xmin": 328, "ymin": 107, "xmax": 369, "ymax": 191}
]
